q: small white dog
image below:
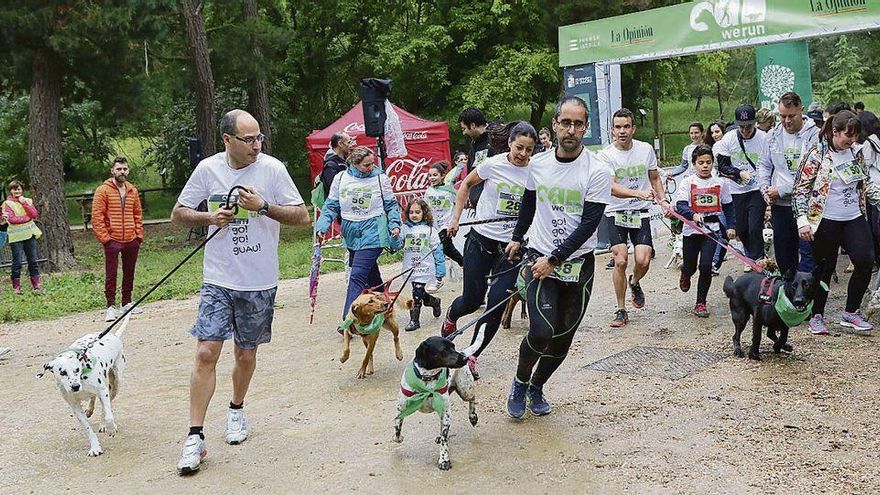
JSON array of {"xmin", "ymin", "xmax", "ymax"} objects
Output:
[
  {"xmin": 393, "ymin": 325, "xmax": 484, "ymax": 470},
  {"xmin": 665, "ymin": 234, "xmax": 683, "ymax": 269},
  {"xmin": 40, "ymin": 315, "xmax": 130, "ymax": 456},
  {"xmin": 763, "ymin": 227, "xmax": 775, "ymax": 260}
]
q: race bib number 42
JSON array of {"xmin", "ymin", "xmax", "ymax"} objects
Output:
[
  {"xmin": 614, "ymin": 210, "xmax": 641, "ymax": 229},
  {"xmin": 496, "ymin": 192, "xmax": 521, "ymax": 217},
  {"xmin": 551, "ymin": 258, "xmax": 584, "ymax": 283}
]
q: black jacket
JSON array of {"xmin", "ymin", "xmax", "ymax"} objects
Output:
[
  {"xmin": 321, "ymin": 153, "xmax": 347, "ymax": 197},
  {"xmin": 467, "ymin": 131, "xmax": 495, "ymax": 206}
]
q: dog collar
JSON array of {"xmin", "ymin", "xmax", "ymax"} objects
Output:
[
  {"xmin": 774, "ymin": 289, "xmax": 813, "ymax": 328},
  {"xmin": 397, "ymin": 361, "xmax": 449, "ymax": 421},
  {"xmin": 339, "ymin": 313, "xmax": 385, "ymax": 336}
]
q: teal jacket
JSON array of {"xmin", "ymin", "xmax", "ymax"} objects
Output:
[{"xmin": 315, "ymin": 165, "xmax": 402, "ymax": 251}]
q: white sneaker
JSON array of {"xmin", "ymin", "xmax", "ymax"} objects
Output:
[
  {"xmin": 121, "ymin": 302, "xmax": 144, "ymax": 315},
  {"xmin": 0, "ymin": 347, "xmax": 10, "ymax": 358},
  {"xmin": 225, "ymin": 408, "xmax": 248, "ymax": 445},
  {"xmin": 104, "ymin": 306, "xmax": 118, "ymax": 322},
  {"xmin": 426, "ymin": 279, "xmax": 444, "ymax": 293},
  {"xmin": 176, "ymin": 434, "xmax": 207, "ymax": 475}
]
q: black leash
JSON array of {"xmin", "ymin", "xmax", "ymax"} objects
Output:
[
  {"xmin": 458, "ymin": 217, "xmax": 510, "ymax": 227},
  {"xmin": 97, "ymin": 185, "xmax": 246, "ymax": 339},
  {"xmin": 445, "ymin": 254, "xmax": 537, "ymax": 342}
]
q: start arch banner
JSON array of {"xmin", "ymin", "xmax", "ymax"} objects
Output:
[{"xmin": 559, "ymin": 0, "xmax": 880, "ymax": 66}]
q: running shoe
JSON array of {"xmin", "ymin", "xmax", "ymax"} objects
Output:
[
  {"xmin": 605, "ymin": 258, "xmax": 615, "ymax": 270},
  {"xmin": 840, "ymin": 310, "xmax": 873, "ymax": 334},
  {"xmin": 679, "ymin": 272, "xmax": 691, "ymax": 292},
  {"xmin": 609, "ymin": 309, "xmax": 628, "ymax": 328},
  {"xmin": 441, "ymin": 308, "xmax": 457, "ymax": 337},
  {"xmin": 121, "ymin": 302, "xmax": 144, "ymax": 315},
  {"xmin": 506, "ymin": 379, "xmax": 528, "ymax": 419},
  {"xmin": 808, "ymin": 314, "xmax": 829, "ymax": 335},
  {"xmin": 693, "ymin": 303, "xmax": 709, "ymax": 318},
  {"xmin": 629, "ymin": 275, "xmax": 645, "ymax": 309},
  {"xmin": 711, "ymin": 265, "xmax": 721, "ymax": 277},
  {"xmin": 0, "ymin": 347, "xmax": 10, "ymax": 359},
  {"xmin": 527, "ymin": 384, "xmax": 551, "ymax": 416},
  {"xmin": 467, "ymin": 355, "xmax": 479, "ymax": 381},
  {"xmin": 225, "ymin": 408, "xmax": 248, "ymax": 445},
  {"xmin": 177, "ymin": 434, "xmax": 207, "ymax": 475},
  {"xmin": 104, "ymin": 305, "xmax": 117, "ymax": 322}
]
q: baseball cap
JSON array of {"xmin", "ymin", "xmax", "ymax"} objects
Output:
[{"xmin": 734, "ymin": 104, "xmax": 757, "ymax": 126}]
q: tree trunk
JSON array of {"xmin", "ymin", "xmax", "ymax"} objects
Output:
[
  {"xmin": 694, "ymin": 94, "xmax": 702, "ymax": 112},
  {"xmin": 27, "ymin": 50, "xmax": 77, "ymax": 270},
  {"xmin": 243, "ymin": 0, "xmax": 272, "ymax": 154},
  {"xmin": 182, "ymin": 0, "xmax": 216, "ymax": 157},
  {"xmin": 716, "ymin": 80, "xmax": 724, "ymax": 118}
]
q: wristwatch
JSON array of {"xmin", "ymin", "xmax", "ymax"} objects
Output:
[{"xmin": 258, "ymin": 200, "xmax": 270, "ymax": 216}]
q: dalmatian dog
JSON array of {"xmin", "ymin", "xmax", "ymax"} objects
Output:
[
  {"xmin": 40, "ymin": 315, "xmax": 130, "ymax": 456},
  {"xmin": 393, "ymin": 325, "xmax": 485, "ymax": 470}
]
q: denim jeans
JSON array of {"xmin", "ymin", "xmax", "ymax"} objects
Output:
[
  {"xmin": 343, "ymin": 247, "xmax": 384, "ymax": 318},
  {"xmin": 10, "ymin": 236, "xmax": 40, "ymax": 279}
]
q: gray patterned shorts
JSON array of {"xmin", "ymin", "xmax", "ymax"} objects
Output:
[{"xmin": 190, "ymin": 283, "xmax": 277, "ymax": 349}]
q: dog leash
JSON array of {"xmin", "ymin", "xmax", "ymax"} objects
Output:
[
  {"xmin": 96, "ymin": 185, "xmax": 247, "ymax": 340},
  {"xmin": 657, "ymin": 201, "xmax": 765, "ymax": 274},
  {"xmin": 444, "ymin": 254, "xmax": 537, "ymax": 342}
]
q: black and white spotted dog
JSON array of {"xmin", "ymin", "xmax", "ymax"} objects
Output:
[
  {"xmin": 393, "ymin": 325, "xmax": 484, "ymax": 470},
  {"xmin": 40, "ymin": 315, "xmax": 130, "ymax": 456}
]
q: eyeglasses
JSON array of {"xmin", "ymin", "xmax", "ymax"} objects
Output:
[
  {"xmin": 555, "ymin": 119, "xmax": 587, "ymax": 131},
  {"xmin": 231, "ymin": 133, "xmax": 266, "ymax": 145}
]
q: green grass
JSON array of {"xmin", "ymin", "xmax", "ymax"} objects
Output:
[{"xmin": 0, "ymin": 222, "xmax": 401, "ymax": 323}]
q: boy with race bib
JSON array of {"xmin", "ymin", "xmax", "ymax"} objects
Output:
[{"xmin": 675, "ymin": 145, "xmax": 736, "ymax": 317}]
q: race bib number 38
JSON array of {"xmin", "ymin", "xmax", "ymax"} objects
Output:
[
  {"xmin": 614, "ymin": 210, "xmax": 641, "ymax": 229},
  {"xmin": 690, "ymin": 184, "xmax": 721, "ymax": 214}
]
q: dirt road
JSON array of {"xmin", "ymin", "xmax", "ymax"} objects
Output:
[{"xmin": 3, "ymin": 243, "xmax": 879, "ymax": 494}]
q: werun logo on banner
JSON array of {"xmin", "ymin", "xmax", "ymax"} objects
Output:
[{"xmin": 690, "ymin": 0, "xmax": 767, "ymax": 40}]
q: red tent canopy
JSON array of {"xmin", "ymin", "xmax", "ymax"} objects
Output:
[{"xmin": 306, "ymin": 101, "xmax": 452, "ymax": 202}]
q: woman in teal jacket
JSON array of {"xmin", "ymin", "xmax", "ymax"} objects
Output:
[{"xmin": 315, "ymin": 146, "xmax": 402, "ymax": 320}]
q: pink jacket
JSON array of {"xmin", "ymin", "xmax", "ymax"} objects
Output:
[{"xmin": 2, "ymin": 197, "xmax": 39, "ymax": 224}]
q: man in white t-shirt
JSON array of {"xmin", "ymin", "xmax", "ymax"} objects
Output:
[
  {"xmin": 758, "ymin": 91, "xmax": 819, "ymax": 274},
  {"xmin": 172, "ymin": 110, "xmax": 310, "ymax": 475},
  {"xmin": 599, "ymin": 108, "xmax": 667, "ymax": 328},
  {"xmin": 716, "ymin": 104, "xmax": 768, "ymax": 263}
]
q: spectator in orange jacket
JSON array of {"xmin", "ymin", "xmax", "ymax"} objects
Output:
[{"xmin": 92, "ymin": 157, "xmax": 144, "ymax": 322}]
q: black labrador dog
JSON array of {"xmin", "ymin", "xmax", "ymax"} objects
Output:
[{"xmin": 723, "ymin": 269, "xmax": 817, "ymax": 360}]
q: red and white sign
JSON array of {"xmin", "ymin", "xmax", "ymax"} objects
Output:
[{"xmin": 306, "ymin": 101, "xmax": 452, "ymax": 205}]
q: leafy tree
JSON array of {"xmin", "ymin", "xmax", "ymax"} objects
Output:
[{"xmin": 817, "ymin": 35, "xmax": 866, "ymax": 104}]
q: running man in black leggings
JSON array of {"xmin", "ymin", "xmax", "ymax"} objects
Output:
[
  {"xmin": 444, "ymin": 122, "xmax": 538, "ymax": 379},
  {"xmin": 504, "ymin": 96, "xmax": 612, "ymax": 419}
]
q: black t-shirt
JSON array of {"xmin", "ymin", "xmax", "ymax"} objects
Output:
[
  {"xmin": 467, "ymin": 131, "xmax": 495, "ymax": 206},
  {"xmin": 320, "ymin": 153, "xmax": 347, "ymax": 197}
]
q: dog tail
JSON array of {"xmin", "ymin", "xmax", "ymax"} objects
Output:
[
  {"xmin": 722, "ymin": 275, "xmax": 735, "ymax": 299},
  {"xmin": 397, "ymin": 296, "xmax": 414, "ymax": 310},
  {"xmin": 459, "ymin": 323, "xmax": 485, "ymax": 358},
  {"xmin": 115, "ymin": 313, "xmax": 132, "ymax": 339}
]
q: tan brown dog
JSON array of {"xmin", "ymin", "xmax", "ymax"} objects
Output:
[
  {"xmin": 340, "ymin": 292, "xmax": 406, "ymax": 378},
  {"xmin": 501, "ymin": 293, "xmax": 527, "ymax": 329}
]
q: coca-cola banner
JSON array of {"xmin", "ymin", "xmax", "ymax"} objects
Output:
[{"xmin": 306, "ymin": 101, "xmax": 452, "ymax": 206}]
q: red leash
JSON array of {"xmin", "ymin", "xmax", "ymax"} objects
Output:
[{"xmin": 657, "ymin": 201, "xmax": 765, "ymax": 275}]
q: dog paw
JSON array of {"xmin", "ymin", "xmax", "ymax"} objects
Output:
[
  {"xmin": 733, "ymin": 348, "xmax": 745, "ymax": 358},
  {"xmin": 340, "ymin": 353, "xmax": 350, "ymax": 364},
  {"xmin": 100, "ymin": 422, "xmax": 118, "ymax": 436},
  {"xmin": 748, "ymin": 352, "xmax": 761, "ymax": 361},
  {"xmin": 356, "ymin": 371, "xmax": 366, "ymax": 379},
  {"xmin": 780, "ymin": 343, "xmax": 794, "ymax": 353},
  {"xmin": 392, "ymin": 435, "xmax": 402, "ymax": 444},
  {"xmin": 438, "ymin": 460, "xmax": 452, "ymax": 471},
  {"xmin": 87, "ymin": 446, "xmax": 104, "ymax": 457},
  {"xmin": 469, "ymin": 413, "xmax": 478, "ymax": 427},
  {"xmin": 395, "ymin": 350, "xmax": 403, "ymax": 361}
]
